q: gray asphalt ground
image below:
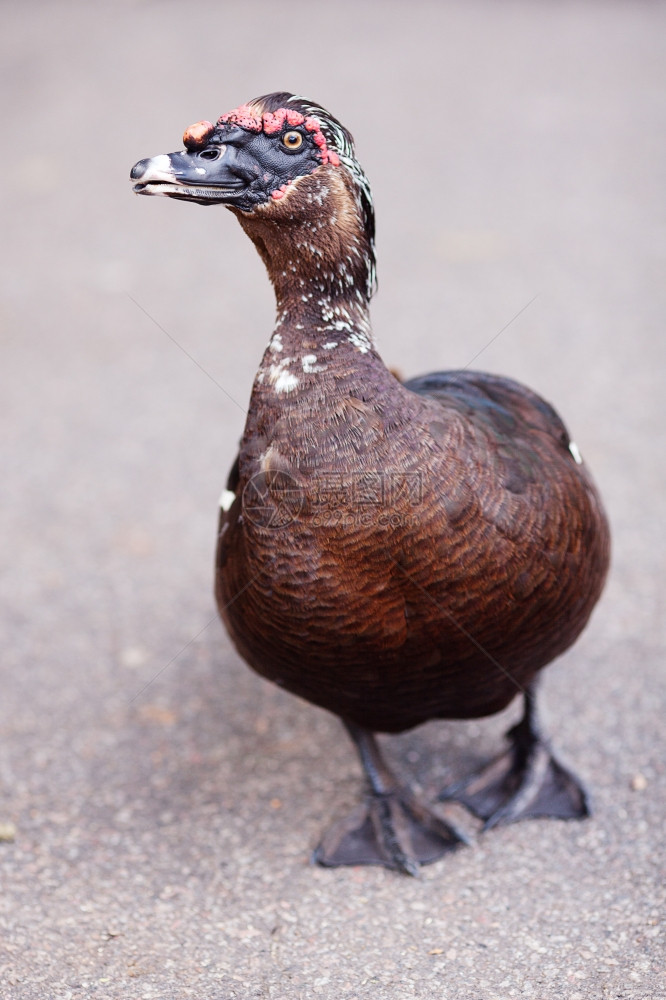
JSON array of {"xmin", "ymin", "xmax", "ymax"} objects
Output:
[{"xmin": 1, "ymin": 1, "xmax": 664, "ymax": 997}]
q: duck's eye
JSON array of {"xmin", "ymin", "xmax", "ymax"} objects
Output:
[
  {"xmin": 282, "ymin": 131, "xmax": 303, "ymax": 150},
  {"xmin": 199, "ymin": 147, "xmax": 221, "ymax": 161}
]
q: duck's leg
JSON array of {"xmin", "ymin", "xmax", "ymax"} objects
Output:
[
  {"xmin": 438, "ymin": 681, "xmax": 590, "ymax": 829},
  {"xmin": 314, "ymin": 721, "xmax": 467, "ymax": 876}
]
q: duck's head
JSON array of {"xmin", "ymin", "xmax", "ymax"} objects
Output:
[{"xmin": 131, "ymin": 92, "xmax": 376, "ymax": 297}]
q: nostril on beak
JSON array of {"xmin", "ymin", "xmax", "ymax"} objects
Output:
[{"xmin": 130, "ymin": 159, "xmax": 149, "ymax": 180}]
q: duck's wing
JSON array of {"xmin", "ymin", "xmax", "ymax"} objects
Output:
[
  {"xmin": 396, "ymin": 368, "xmax": 609, "ymax": 716},
  {"xmin": 404, "ymin": 369, "xmax": 575, "ymax": 460},
  {"xmin": 225, "ymin": 453, "xmax": 240, "ymax": 495}
]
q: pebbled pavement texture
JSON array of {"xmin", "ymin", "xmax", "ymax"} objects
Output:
[{"xmin": 1, "ymin": 2, "xmax": 664, "ymax": 998}]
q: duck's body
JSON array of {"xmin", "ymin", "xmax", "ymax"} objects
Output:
[
  {"xmin": 132, "ymin": 93, "xmax": 610, "ymax": 873},
  {"xmin": 219, "ymin": 353, "xmax": 606, "ymax": 735}
]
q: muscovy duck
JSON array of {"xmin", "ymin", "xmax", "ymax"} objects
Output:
[{"xmin": 131, "ymin": 92, "xmax": 610, "ymax": 875}]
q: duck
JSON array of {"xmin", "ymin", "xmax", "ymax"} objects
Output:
[{"xmin": 130, "ymin": 92, "xmax": 610, "ymax": 875}]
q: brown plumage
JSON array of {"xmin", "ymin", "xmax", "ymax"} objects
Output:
[{"xmin": 131, "ymin": 92, "xmax": 610, "ymax": 874}]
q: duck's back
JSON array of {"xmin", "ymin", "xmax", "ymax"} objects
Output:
[{"xmin": 216, "ymin": 367, "xmax": 610, "ymax": 734}]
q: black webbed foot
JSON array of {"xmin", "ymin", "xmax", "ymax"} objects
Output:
[
  {"xmin": 314, "ymin": 722, "xmax": 467, "ymax": 875},
  {"xmin": 314, "ymin": 787, "xmax": 465, "ymax": 875},
  {"xmin": 439, "ymin": 683, "xmax": 590, "ymax": 830},
  {"xmin": 439, "ymin": 734, "xmax": 590, "ymax": 829}
]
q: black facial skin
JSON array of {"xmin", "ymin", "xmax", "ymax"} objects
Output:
[{"xmin": 130, "ymin": 124, "xmax": 323, "ymax": 210}]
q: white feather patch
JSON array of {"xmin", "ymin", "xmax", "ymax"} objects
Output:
[
  {"xmin": 569, "ymin": 441, "xmax": 583, "ymax": 465},
  {"xmin": 302, "ymin": 354, "xmax": 327, "ymax": 374},
  {"xmin": 273, "ymin": 370, "xmax": 299, "ymax": 393},
  {"xmin": 267, "ymin": 357, "xmax": 300, "ymax": 393},
  {"xmin": 348, "ymin": 332, "xmax": 371, "ymax": 354},
  {"xmin": 219, "ymin": 489, "xmax": 236, "ymax": 511}
]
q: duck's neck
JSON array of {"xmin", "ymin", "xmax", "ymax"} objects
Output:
[{"xmin": 233, "ymin": 166, "xmax": 379, "ymax": 395}]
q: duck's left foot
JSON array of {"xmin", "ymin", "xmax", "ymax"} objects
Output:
[
  {"xmin": 314, "ymin": 720, "xmax": 467, "ymax": 875},
  {"xmin": 439, "ymin": 684, "xmax": 590, "ymax": 830}
]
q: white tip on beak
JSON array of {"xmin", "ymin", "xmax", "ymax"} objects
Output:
[{"xmin": 137, "ymin": 154, "xmax": 176, "ymax": 184}]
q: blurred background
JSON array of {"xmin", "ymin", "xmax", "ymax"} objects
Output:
[{"xmin": 1, "ymin": 2, "xmax": 664, "ymax": 998}]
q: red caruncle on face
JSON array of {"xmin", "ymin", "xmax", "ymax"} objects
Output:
[{"xmin": 217, "ymin": 104, "xmax": 340, "ymax": 166}]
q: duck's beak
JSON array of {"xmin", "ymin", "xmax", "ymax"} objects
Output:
[{"xmin": 130, "ymin": 146, "xmax": 248, "ymax": 206}]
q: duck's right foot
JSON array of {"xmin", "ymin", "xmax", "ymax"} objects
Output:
[
  {"xmin": 314, "ymin": 786, "xmax": 466, "ymax": 876},
  {"xmin": 314, "ymin": 720, "xmax": 467, "ymax": 875}
]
